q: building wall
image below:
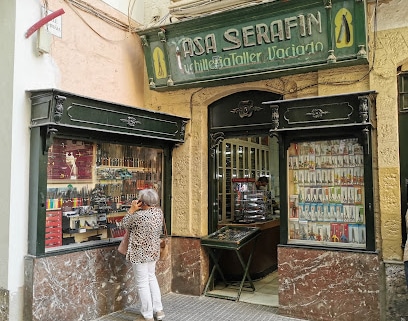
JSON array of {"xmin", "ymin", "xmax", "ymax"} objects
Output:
[
  {"xmin": 0, "ymin": 0, "xmax": 16, "ymax": 319},
  {"xmin": 49, "ymin": 0, "xmax": 145, "ymax": 106},
  {"xmin": 370, "ymin": 5, "xmax": 404, "ymax": 262},
  {"xmin": 1, "ymin": 0, "xmax": 151, "ymax": 320},
  {"xmin": 2, "ymin": 0, "xmax": 407, "ymax": 320},
  {"xmin": 367, "ymin": 1, "xmax": 408, "ymax": 319},
  {"xmin": 141, "ymin": 1, "xmax": 408, "ymax": 320}
]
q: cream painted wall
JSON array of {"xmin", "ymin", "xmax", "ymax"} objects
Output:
[
  {"xmin": 143, "ymin": 0, "xmax": 171, "ymax": 28},
  {"xmin": 1, "ymin": 1, "xmax": 57, "ymax": 320},
  {"xmin": 375, "ymin": 0, "xmax": 408, "ymax": 31},
  {"xmin": 367, "ymin": 0, "xmax": 408, "ymax": 261},
  {"xmin": 143, "ymin": 68, "xmax": 371, "ymax": 238}
]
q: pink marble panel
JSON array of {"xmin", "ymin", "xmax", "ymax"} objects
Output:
[
  {"xmin": 25, "ymin": 244, "xmax": 172, "ymax": 321},
  {"xmin": 278, "ymin": 246, "xmax": 380, "ymax": 321},
  {"xmin": 171, "ymin": 237, "xmax": 208, "ymax": 295}
]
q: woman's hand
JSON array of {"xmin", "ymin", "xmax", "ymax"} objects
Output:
[{"xmin": 129, "ymin": 200, "xmax": 143, "ymax": 214}]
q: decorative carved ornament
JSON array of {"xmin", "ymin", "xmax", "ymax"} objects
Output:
[
  {"xmin": 120, "ymin": 116, "xmax": 141, "ymax": 127},
  {"xmin": 306, "ymin": 108, "xmax": 330, "ymax": 119},
  {"xmin": 231, "ymin": 100, "xmax": 263, "ymax": 118},
  {"xmin": 210, "ymin": 132, "xmax": 225, "ymax": 158},
  {"xmin": 54, "ymin": 95, "xmax": 66, "ymax": 123}
]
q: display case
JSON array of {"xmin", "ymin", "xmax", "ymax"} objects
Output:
[
  {"xmin": 232, "ymin": 178, "xmax": 273, "ymax": 223},
  {"xmin": 45, "ymin": 138, "xmax": 163, "ymax": 249},
  {"xmin": 201, "ymin": 226, "xmax": 261, "ymax": 300},
  {"xmin": 214, "ymin": 137, "xmax": 279, "ymax": 223}
]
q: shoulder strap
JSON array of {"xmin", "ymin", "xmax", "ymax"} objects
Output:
[{"xmin": 162, "ymin": 216, "xmax": 168, "ymax": 237}]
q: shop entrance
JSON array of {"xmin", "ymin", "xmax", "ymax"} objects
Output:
[
  {"xmin": 207, "ymin": 90, "xmax": 281, "ymax": 305},
  {"xmin": 398, "ymin": 70, "xmax": 408, "ymax": 259}
]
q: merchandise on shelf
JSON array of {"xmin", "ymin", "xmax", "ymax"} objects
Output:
[
  {"xmin": 232, "ymin": 178, "xmax": 276, "ymax": 223},
  {"xmin": 45, "ymin": 138, "xmax": 163, "ymax": 249},
  {"xmin": 287, "ymin": 138, "xmax": 366, "ymax": 248}
]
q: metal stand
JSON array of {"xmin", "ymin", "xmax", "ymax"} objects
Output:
[{"xmin": 203, "ymin": 233, "xmax": 260, "ymax": 301}]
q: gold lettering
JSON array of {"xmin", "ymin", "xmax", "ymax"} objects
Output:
[
  {"xmin": 242, "ymin": 26, "xmax": 256, "ymax": 47},
  {"xmin": 307, "ymin": 12, "xmax": 322, "ymax": 35},
  {"xmin": 223, "ymin": 28, "xmax": 241, "ymax": 51},
  {"xmin": 270, "ymin": 20, "xmax": 284, "ymax": 42},
  {"xmin": 205, "ymin": 34, "xmax": 217, "ymax": 54},
  {"xmin": 298, "ymin": 15, "xmax": 306, "ymax": 37},
  {"xmin": 193, "ymin": 37, "xmax": 205, "ymax": 56},
  {"xmin": 256, "ymin": 23, "xmax": 271, "ymax": 45},
  {"xmin": 181, "ymin": 38, "xmax": 194, "ymax": 57},
  {"xmin": 284, "ymin": 16, "xmax": 298, "ymax": 40}
]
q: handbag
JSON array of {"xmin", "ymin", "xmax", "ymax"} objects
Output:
[
  {"xmin": 118, "ymin": 229, "xmax": 129, "ymax": 255},
  {"xmin": 160, "ymin": 217, "xmax": 169, "ymax": 260}
]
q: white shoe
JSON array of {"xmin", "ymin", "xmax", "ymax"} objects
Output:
[{"xmin": 156, "ymin": 310, "xmax": 165, "ymax": 320}]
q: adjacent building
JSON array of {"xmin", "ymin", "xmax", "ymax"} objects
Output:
[{"xmin": 1, "ymin": 1, "xmax": 407, "ymax": 321}]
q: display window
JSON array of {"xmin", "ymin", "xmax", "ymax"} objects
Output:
[
  {"xmin": 287, "ymin": 138, "xmax": 366, "ymax": 248},
  {"xmin": 45, "ymin": 137, "xmax": 163, "ymax": 251}
]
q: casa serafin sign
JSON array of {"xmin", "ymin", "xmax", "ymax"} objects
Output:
[{"xmin": 137, "ymin": 0, "xmax": 367, "ymax": 90}]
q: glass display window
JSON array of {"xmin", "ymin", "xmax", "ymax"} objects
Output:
[
  {"xmin": 215, "ymin": 136, "xmax": 280, "ymax": 223},
  {"xmin": 287, "ymin": 138, "xmax": 366, "ymax": 248},
  {"xmin": 45, "ymin": 137, "xmax": 163, "ymax": 251}
]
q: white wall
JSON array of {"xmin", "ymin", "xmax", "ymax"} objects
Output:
[
  {"xmin": 0, "ymin": 0, "xmax": 15, "ymax": 292},
  {"xmin": 0, "ymin": 1, "xmax": 61, "ymax": 319},
  {"xmin": 102, "ymin": 0, "xmax": 144, "ymax": 24},
  {"xmin": 2, "ymin": 0, "xmax": 148, "ymax": 318},
  {"xmin": 143, "ymin": 0, "xmax": 171, "ymax": 27}
]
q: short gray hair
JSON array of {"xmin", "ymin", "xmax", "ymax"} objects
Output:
[{"xmin": 139, "ymin": 188, "xmax": 160, "ymax": 206}]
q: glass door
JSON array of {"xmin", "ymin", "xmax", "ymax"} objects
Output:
[{"xmin": 215, "ymin": 136, "xmax": 279, "ymax": 223}]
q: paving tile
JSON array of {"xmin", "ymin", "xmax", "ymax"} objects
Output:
[{"xmin": 92, "ymin": 293, "xmax": 309, "ymax": 321}]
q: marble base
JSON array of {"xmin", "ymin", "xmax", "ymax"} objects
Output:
[
  {"xmin": 24, "ymin": 242, "xmax": 172, "ymax": 321},
  {"xmin": 278, "ymin": 246, "xmax": 380, "ymax": 321},
  {"xmin": 384, "ymin": 262, "xmax": 408, "ymax": 321},
  {"xmin": 171, "ymin": 237, "xmax": 208, "ymax": 295},
  {"xmin": 0, "ymin": 288, "xmax": 9, "ymax": 321}
]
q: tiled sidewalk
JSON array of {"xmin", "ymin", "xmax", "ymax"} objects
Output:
[{"xmin": 93, "ymin": 292, "xmax": 309, "ymax": 321}]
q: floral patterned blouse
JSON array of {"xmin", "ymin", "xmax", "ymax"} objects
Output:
[{"xmin": 121, "ymin": 207, "xmax": 163, "ymax": 263}]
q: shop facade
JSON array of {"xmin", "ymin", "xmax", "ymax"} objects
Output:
[
  {"xmin": 2, "ymin": 0, "xmax": 408, "ymax": 321},
  {"xmin": 138, "ymin": 1, "xmax": 408, "ymax": 320}
]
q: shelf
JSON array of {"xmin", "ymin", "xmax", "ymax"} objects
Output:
[
  {"xmin": 107, "ymin": 212, "xmax": 126, "ymax": 218},
  {"xmin": 97, "ymin": 165, "xmax": 153, "ymax": 171},
  {"xmin": 63, "ymin": 227, "xmax": 106, "ymax": 234},
  {"xmin": 48, "ymin": 179, "xmax": 93, "ymax": 184}
]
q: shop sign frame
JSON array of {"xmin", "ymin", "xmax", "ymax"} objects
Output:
[{"xmin": 138, "ymin": 0, "xmax": 368, "ymax": 91}]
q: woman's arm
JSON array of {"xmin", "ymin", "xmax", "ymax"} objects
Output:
[{"xmin": 121, "ymin": 200, "xmax": 143, "ymax": 229}]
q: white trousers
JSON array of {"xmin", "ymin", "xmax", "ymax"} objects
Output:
[{"xmin": 133, "ymin": 261, "xmax": 163, "ymax": 319}]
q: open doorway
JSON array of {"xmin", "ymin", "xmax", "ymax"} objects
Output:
[{"xmin": 207, "ymin": 91, "xmax": 281, "ymax": 306}]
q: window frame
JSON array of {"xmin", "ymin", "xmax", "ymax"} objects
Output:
[{"xmin": 28, "ymin": 89, "xmax": 187, "ymax": 256}]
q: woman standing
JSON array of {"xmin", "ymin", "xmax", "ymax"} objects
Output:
[{"xmin": 121, "ymin": 188, "xmax": 165, "ymax": 321}]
